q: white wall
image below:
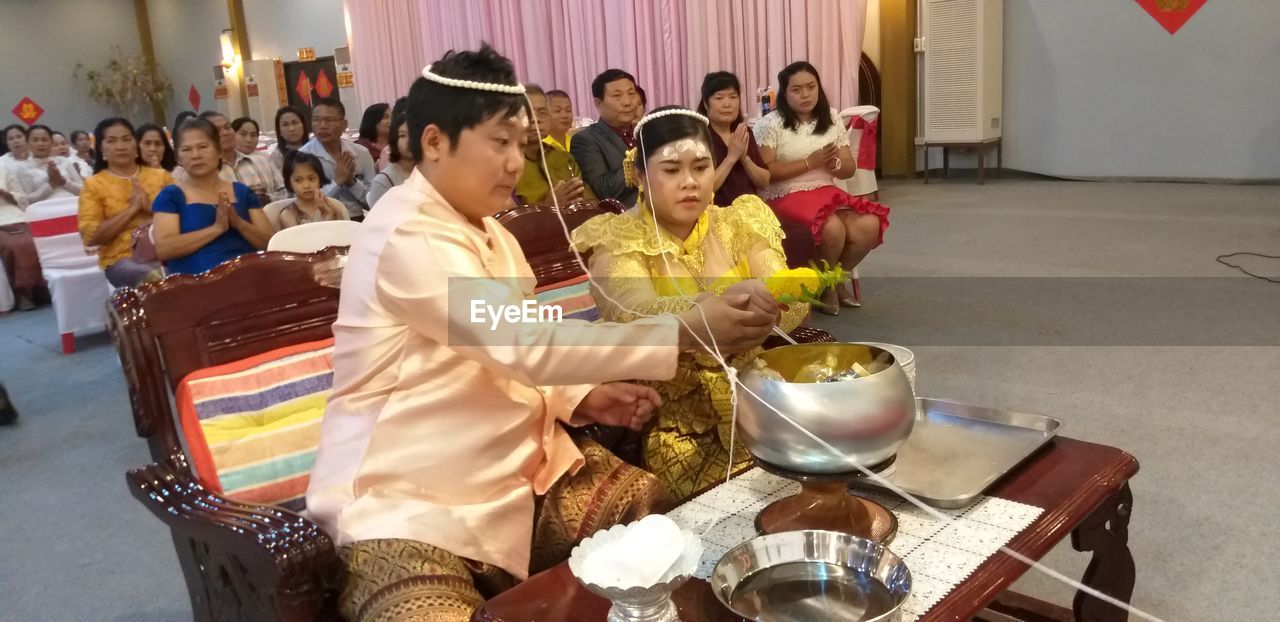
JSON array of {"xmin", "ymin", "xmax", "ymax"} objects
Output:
[
  {"xmin": 242, "ymin": 0, "xmax": 348, "ymax": 62},
  {"xmin": 1000, "ymin": 0, "xmax": 1280, "ymax": 180},
  {"xmin": 0, "ymin": 0, "xmax": 142, "ymax": 133},
  {"xmin": 147, "ymin": 0, "xmax": 351, "ymax": 124},
  {"xmin": 147, "ymin": 0, "xmax": 230, "ymax": 122}
]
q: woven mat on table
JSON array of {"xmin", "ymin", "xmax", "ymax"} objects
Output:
[{"xmin": 664, "ymin": 467, "xmax": 1043, "ymax": 620}]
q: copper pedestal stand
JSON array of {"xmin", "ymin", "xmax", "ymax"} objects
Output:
[{"xmin": 753, "ymin": 456, "xmax": 898, "ymax": 544}]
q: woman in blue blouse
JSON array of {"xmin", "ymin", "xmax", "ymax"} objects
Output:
[{"xmin": 153, "ymin": 118, "xmax": 274, "ymax": 275}]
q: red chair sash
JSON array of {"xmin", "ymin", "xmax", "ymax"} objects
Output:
[
  {"xmin": 851, "ymin": 116, "xmax": 879, "ymax": 170},
  {"xmin": 27, "ymin": 214, "xmax": 79, "ymax": 237}
]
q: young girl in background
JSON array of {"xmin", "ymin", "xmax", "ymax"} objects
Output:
[{"xmin": 278, "ymin": 151, "xmax": 348, "ymax": 229}]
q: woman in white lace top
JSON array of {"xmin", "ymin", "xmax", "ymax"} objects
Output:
[{"xmin": 754, "ymin": 62, "xmax": 889, "ymax": 313}]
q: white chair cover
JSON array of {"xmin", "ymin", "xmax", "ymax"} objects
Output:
[
  {"xmin": 838, "ymin": 106, "xmax": 881, "ymax": 197},
  {"xmin": 267, "ymin": 220, "xmax": 361, "ymax": 253},
  {"xmin": 24, "ymin": 196, "xmax": 111, "ymax": 337},
  {"xmin": 0, "ymin": 257, "xmax": 13, "ymax": 312},
  {"xmin": 262, "ymin": 199, "xmax": 292, "ymax": 231},
  {"xmin": 262, "ymin": 197, "xmax": 348, "ymax": 231}
]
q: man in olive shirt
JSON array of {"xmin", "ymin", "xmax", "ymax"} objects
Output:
[{"xmin": 516, "ymin": 84, "xmax": 596, "ymax": 206}]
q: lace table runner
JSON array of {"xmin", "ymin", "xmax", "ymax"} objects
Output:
[{"xmin": 665, "ymin": 468, "xmax": 1044, "ymax": 620}]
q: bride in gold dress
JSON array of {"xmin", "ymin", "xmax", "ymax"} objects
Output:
[{"xmin": 571, "ymin": 106, "xmax": 809, "ymax": 501}]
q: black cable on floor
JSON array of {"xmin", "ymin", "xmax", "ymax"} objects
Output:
[{"xmin": 1216, "ymin": 252, "xmax": 1280, "ymax": 284}]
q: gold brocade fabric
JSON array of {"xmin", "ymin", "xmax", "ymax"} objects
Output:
[
  {"xmin": 337, "ymin": 440, "xmax": 671, "ymax": 622},
  {"xmin": 530, "ymin": 438, "xmax": 674, "ymax": 574},
  {"xmin": 337, "ymin": 538, "xmax": 492, "ymax": 622},
  {"xmin": 571, "ymin": 195, "xmax": 809, "ymax": 501}
]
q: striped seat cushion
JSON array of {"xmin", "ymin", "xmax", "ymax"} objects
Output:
[
  {"xmin": 176, "ymin": 338, "xmax": 334, "ymax": 511},
  {"xmin": 534, "ymin": 274, "xmax": 600, "ymax": 322}
]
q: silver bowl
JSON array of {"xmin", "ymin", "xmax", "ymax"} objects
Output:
[
  {"xmin": 737, "ymin": 343, "xmax": 916, "ymax": 473},
  {"xmin": 710, "ymin": 530, "xmax": 912, "ymax": 622}
]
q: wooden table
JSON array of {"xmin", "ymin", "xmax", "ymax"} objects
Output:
[
  {"xmin": 923, "ymin": 137, "xmax": 1002, "ymax": 185},
  {"xmin": 472, "ymin": 436, "xmax": 1139, "ymax": 622}
]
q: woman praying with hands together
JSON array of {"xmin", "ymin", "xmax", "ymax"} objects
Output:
[
  {"xmin": 78, "ymin": 118, "xmax": 173, "ymax": 287},
  {"xmin": 151, "ymin": 119, "xmax": 273, "ymax": 275},
  {"xmin": 135, "ymin": 124, "xmax": 177, "ymax": 172},
  {"xmin": 698, "ymin": 71, "xmax": 770, "ymax": 205}
]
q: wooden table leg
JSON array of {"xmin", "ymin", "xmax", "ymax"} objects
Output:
[
  {"xmin": 943, "ymin": 147, "xmax": 950, "ymax": 178},
  {"xmin": 997, "ymin": 140, "xmax": 1003, "ymax": 178},
  {"xmin": 1070, "ymin": 483, "xmax": 1136, "ymax": 622},
  {"xmin": 978, "ymin": 147, "xmax": 986, "ymax": 185}
]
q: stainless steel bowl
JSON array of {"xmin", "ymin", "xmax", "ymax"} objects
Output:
[
  {"xmin": 737, "ymin": 343, "xmax": 916, "ymax": 473},
  {"xmin": 710, "ymin": 530, "xmax": 912, "ymax": 621}
]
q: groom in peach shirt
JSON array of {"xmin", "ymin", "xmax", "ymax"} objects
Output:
[{"xmin": 305, "ymin": 45, "xmax": 779, "ymax": 622}]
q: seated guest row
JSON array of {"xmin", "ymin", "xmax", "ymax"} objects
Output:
[
  {"xmin": 552, "ymin": 63, "xmax": 887, "ymax": 313},
  {"xmin": 77, "ymin": 118, "xmax": 349, "ymax": 288},
  {"xmin": 1, "ymin": 124, "xmax": 87, "ymax": 310}
]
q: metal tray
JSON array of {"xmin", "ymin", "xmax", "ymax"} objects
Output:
[{"xmin": 853, "ymin": 398, "xmax": 1061, "ymax": 508}]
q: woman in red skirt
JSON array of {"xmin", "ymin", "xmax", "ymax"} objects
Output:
[{"xmin": 755, "ymin": 61, "xmax": 889, "ymax": 314}]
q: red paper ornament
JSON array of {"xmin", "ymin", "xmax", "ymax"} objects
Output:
[
  {"xmin": 11, "ymin": 97, "xmax": 44, "ymax": 124},
  {"xmin": 1134, "ymin": 0, "xmax": 1207, "ymax": 35}
]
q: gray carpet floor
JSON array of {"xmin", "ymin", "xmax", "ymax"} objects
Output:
[{"xmin": 1, "ymin": 177, "xmax": 1277, "ymax": 620}]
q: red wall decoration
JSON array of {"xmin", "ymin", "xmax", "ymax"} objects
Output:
[
  {"xmin": 11, "ymin": 97, "xmax": 44, "ymax": 125},
  {"xmin": 1134, "ymin": 0, "xmax": 1207, "ymax": 35}
]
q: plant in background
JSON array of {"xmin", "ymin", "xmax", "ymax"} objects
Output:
[{"xmin": 74, "ymin": 46, "xmax": 172, "ymax": 118}]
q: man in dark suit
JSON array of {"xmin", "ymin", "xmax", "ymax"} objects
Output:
[{"xmin": 570, "ymin": 69, "xmax": 643, "ymax": 207}]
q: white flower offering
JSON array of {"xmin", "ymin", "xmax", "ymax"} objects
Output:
[{"xmin": 569, "ymin": 514, "xmax": 703, "ymax": 590}]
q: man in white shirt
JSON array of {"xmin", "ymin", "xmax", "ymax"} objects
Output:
[{"xmin": 299, "ymin": 97, "xmax": 376, "ymax": 220}]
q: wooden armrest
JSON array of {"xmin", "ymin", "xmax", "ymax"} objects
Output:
[{"xmin": 127, "ymin": 460, "xmax": 337, "ymax": 621}]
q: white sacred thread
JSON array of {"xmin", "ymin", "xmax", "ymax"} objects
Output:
[
  {"xmin": 422, "ymin": 69, "xmax": 1166, "ymax": 621},
  {"xmin": 421, "ymin": 64, "xmax": 526, "ymax": 94}
]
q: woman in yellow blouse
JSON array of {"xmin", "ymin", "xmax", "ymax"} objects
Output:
[
  {"xmin": 572, "ymin": 106, "xmax": 808, "ymax": 500},
  {"xmin": 78, "ymin": 118, "xmax": 173, "ymax": 287}
]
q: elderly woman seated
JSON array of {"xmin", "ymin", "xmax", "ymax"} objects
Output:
[
  {"xmin": 78, "ymin": 118, "xmax": 173, "ymax": 287},
  {"xmin": 152, "ymin": 118, "xmax": 274, "ymax": 276}
]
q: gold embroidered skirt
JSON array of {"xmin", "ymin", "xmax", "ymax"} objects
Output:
[
  {"xmin": 642, "ymin": 352, "xmax": 755, "ymax": 502},
  {"xmin": 336, "ymin": 439, "xmax": 671, "ymax": 622}
]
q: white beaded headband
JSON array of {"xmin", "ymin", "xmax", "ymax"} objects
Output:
[
  {"xmin": 420, "ymin": 64, "xmax": 526, "ymax": 94},
  {"xmin": 632, "ymin": 109, "xmax": 709, "ymax": 138}
]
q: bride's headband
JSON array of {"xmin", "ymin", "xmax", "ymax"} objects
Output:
[
  {"xmin": 632, "ymin": 108, "xmax": 709, "ymax": 138},
  {"xmin": 623, "ymin": 108, "xmax": 712, "ymax": 188},
  {"xmin": 420, "ymin": 64, "xmax": 526, "ymax": 94}
]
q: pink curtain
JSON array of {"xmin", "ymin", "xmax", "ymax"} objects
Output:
[
  {"xmin": 346, "ymin": 0, "xmax": 865, "ymax": 118},
  {"xmin": 343, "ymin": 0, "xmax": 429, "ymax": 107},
  {"xmin": 684, "ymin": 0, "xmax": 867, "ymax": 110}
]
